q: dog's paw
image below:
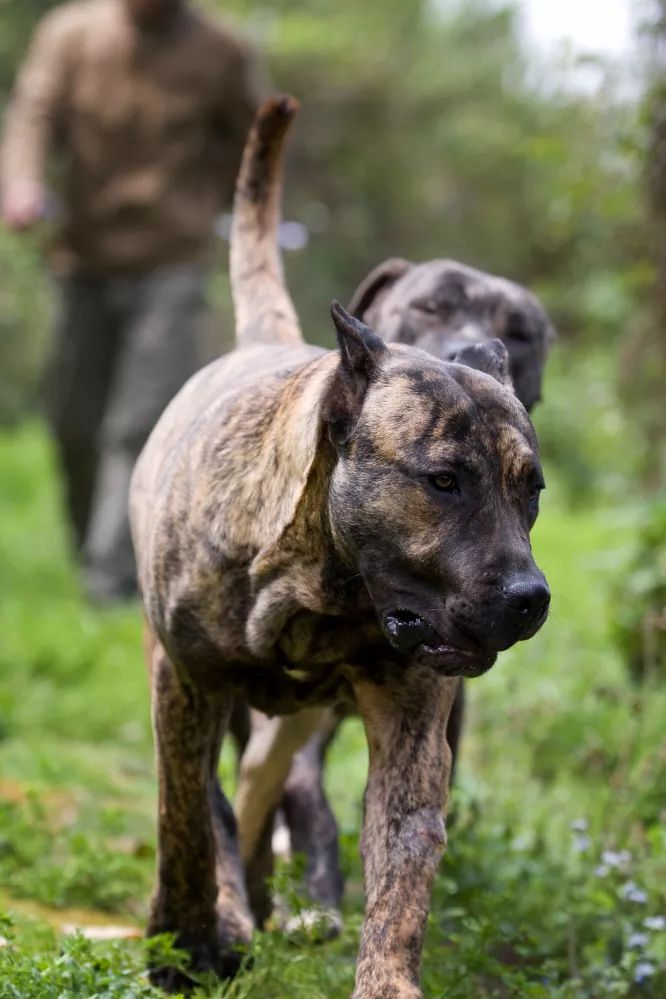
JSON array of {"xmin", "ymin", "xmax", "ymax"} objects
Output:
[
  {"xmin": 281, "ymin": 904, "xmax": 343, "ymax": 942},
  {"xmin": 148, "ymin": 932, "xmax": 246, "ymax": 994},
  {"xmin": 148, "ymin": 964, "xmax": 198, "ymax": 995}
]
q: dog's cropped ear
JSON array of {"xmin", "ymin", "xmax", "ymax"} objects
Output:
[
  {"xmin": 451, "ymin": 338, "xmax": 512, "ymax": 388},
  {"xmin": 348, "ymin": 258, "xmax": 412, "ymax": 321},
  {"xmin": 332, "ymin": 300, "xmax": 387, "ymax": 376},
  {"xmin": 323, "ymin": 301, "xmax": 388, "ymax": 445}
]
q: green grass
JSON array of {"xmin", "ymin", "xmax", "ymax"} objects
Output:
[{"xmin": 0, "ymin": 419, "xmax": 664, "ymax": 998}]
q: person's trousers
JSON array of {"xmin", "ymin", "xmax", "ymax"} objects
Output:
[{"xmin": 44, "ymin": 264, "xmax": 205, "ymax": 601}]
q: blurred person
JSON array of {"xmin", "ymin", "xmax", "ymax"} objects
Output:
[{"xmin": 1, "ymin": 0, "xmax": 265, "ymax": 602}]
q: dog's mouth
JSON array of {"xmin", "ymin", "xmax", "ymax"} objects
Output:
[{"xmin": 382, "ymin": 609, "xmax": 496, "ymax": 678}]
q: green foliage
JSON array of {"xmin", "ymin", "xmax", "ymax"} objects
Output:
[
  {"xmin": 214, "ymin": 0, "xmax": 646, "ymax": 344},
  {"xmin": 0, "ymin": 918, "xmax": 161, "ymax": 998},
  {"xmin": 0, "ymin": 0, "xmax": 652, "ymax": 440},
  {"xmin": 0, "ymin": 795, "xmax": 151, "ymax": 912},
  {"xmin": 535, "ymin": 344, "xmax": 645, "ymax": 505},
  {"xmin": 424, "ymin": 815, "xmax": 666, "ymax": 998},
  {"xmin": 0, "ymin": 424, "xmax": 151, "ymax": 749},
  {"xmin": 0, "ymin": 0, "xmax": 59, "ymax": 98},
  {"xmin": 611, "ymin": 500, "xmax": 666, "ymax": 682},
  {"xmin": 0, "ymin": 228, "xmax": 50, "ymax": 424},
  {"xmin": 0, "ymin": 0, "xmax": 59, "ymax": 423}
]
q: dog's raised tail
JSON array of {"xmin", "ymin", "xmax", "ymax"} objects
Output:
[{"xmin": 231, "ymin": 94, "xmax": 303, "ymax": 348}]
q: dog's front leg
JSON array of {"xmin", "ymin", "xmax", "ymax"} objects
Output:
[
  {"xmin": 351, "ymin": 670, "xmax": 458, "ymax": 999},
  {"xmin": 147, "ymin": 637, "xmax": 252, "ymax": 993}
]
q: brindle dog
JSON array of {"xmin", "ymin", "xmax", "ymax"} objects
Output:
[
  {"xmin": 130, "ymin": 96, "xmax": 550, "ymax": 997},
  {"xmin": 241, "ymin": 243, "xmax": 556, "ymax": 932}
]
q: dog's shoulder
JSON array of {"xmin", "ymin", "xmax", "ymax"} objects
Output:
[
  {"xmin": 129, "ymin": 343, "xmax": 336, "ymax": 657},
  {"xmin": 130, "ymin": 344, "xmax": 324, "ymax": 525}
]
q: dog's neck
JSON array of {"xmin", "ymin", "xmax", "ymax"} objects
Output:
[
  {"xmin": 144, "ymin": 347, "xmax": 380, "ymax": 687},
  {"xmin": 244, "ymin": 416, "xmax": 372, "ymax": 659}
]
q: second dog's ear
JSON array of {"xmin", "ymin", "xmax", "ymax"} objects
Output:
[
  {"xmin": 348, "ymin": 257, "xmax": 412, "ymax": 321},
  {"xmin": 451, "ymin": 339, "xmax": 512, "ymax": 388},
  {"xmin": 324, "ymin": 301, "xmax": 388, "ymax": 444}
]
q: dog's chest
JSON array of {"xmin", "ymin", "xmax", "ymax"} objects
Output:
[
  {"xmin": 229, "ymin": 610, "xmax": 390, "ymax": 715},
  {"xmin": 161, "ymin": 570, "xmax": 386, "ymax": 710}
]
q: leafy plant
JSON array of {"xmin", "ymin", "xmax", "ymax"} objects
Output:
[{"xmin": 611, "ymin": 500, "xmax": 666, "ymax": 682}]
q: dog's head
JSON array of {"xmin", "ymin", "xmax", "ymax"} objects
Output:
[
  {"xmin": 349, "ymin": 258, "xmax": 555, "ymax": 412},
  {"xmin": 323, "ymin": 303, "xmax": 549, "ymax": 678}
]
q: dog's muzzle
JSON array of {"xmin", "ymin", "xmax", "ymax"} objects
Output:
[{"xmin": 381, "ymin": 609, "xmax": 497, "ymax": 677}]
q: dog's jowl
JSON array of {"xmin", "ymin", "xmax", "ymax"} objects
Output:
[{"xmin": 130, "ymin": 96, "xmax": 550, "ymax": 998}]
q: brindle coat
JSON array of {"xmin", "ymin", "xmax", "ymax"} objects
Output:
[
  {"xmin": 244, "ymin": 242, "xmax": 557, "ymax": 929},
  {"xmin": 130, "ymin": 96, "xmax": 550, "ymax": 997}
]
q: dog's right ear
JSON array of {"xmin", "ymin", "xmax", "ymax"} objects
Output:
[
  {"xmin": 323, "ymin": 301, "xmax": 388, "ymax": 445},
  {"xmin": 348, "ymin": 257, "xmax": 412, "ymax": 321},
  {"xmin": 452, "ymin": 339, "xmax": 512, "ymax": 388}
]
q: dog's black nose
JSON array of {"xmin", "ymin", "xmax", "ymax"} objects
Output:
[
  {"xmin": 443, "ymin": 338, "xmax": 481, "ymax": 362},
  {"xmin": 503, "ymin": 575, "xmax": 550, "ymax": 634}
]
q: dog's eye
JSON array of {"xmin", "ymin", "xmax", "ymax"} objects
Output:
[
  {"xmin": 414, "ymin": 299, "xmax": 439, "ymax": 316},
  {"xmin": 528, "ymin": 482, "xmax": 544, "ymax": 522},
  {"xmin": 429, "ymin": 473, "xmax": 458, "ymax": 493}
]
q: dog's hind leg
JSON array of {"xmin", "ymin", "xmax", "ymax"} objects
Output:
[
  {"xmin": 210, "ymin": 777, "xmax": 255, "ymax": 947},
  {"xmin": 281, "ymin": 710, "xmax": 345, "ymax": 923},
  {"xmin": 234, "ymin": 707, "xmax": 329, "ymax": 926},
  {"xmin": 350, "ymin": 669, "xmax": 457, "ymax": 999},
  {"xmin": 147, "ymin": 636, "xmax": 252, "ymax": 993}
]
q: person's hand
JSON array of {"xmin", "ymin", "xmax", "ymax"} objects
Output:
[{"xmin": 1, "ymin": 181, "xmax": 45, "ymax": 231}]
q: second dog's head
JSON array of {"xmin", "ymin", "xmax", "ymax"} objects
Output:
[
  {"xmin": 349, "ymin": 258, "xmax": 555, "ymax": 412},
  {"xmin": 322, "ymin": 303, "xmax": 550, "ymax": 679}
]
